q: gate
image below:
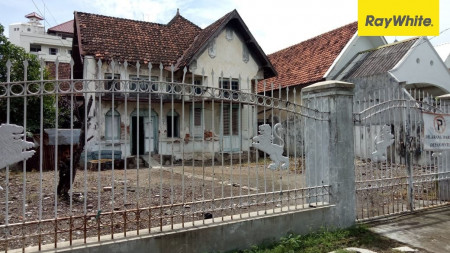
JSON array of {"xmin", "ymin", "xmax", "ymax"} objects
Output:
[{"xmin": 354, "ymin": 87, "xmax": 450, "ymax": 220}]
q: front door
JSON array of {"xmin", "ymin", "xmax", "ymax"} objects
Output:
[{"xmin": 131, "ymin": 116, "xmax": 145, "ymax": 155}]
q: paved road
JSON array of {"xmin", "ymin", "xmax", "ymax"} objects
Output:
[{"xmin": 370, "ymin": 206, "xmax": 450, "ymax": 253}]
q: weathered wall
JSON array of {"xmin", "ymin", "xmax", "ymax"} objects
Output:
[{"xmin": 31, "ymin": 206, "xmax": 337, "ymax": 253}]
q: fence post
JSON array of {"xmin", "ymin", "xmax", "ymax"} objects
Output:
[
  {"xmin": 302, "ymin": 80, "xmax": 356, "ymax": 228},
  {"xmin": 436, "ymin": 94, "xmax": 450, "ymax": 201}
]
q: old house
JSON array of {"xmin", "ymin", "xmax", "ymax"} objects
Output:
[{"xmin": 72, "ymin": 10, "xmax": 276, "ymax": 161}]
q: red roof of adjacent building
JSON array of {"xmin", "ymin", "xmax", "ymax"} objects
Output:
[
  {"xmin": 258, "ymin": 22, "xmax": 358, "ymax": 93},
  {"xmin": 48, "ymin": 20, "xmax": 74, "ymax": 35},
  {"xmin": 73, "ymin": 10, "xmax": 276, "ymax": 78}
]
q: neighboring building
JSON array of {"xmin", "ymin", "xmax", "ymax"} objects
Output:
[
  {"xmin": 9, "ymin": 12, "xmax": 73, "ymax": 79},
  {"xmin": 339, "ymin": 37, "xmax": 450, "ymax": 100},
  {"xmin": 72, "ymin": 10, "xmax": 276, "ymax": 160},
  {"xmin": 337, "ymin": 37, "xmax": 450, "ymax": 165},
  {"xmin": 435, "ymin": 42, "xmax": 450, "ymax": 69}
]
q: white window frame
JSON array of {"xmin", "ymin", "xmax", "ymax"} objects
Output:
[
  {"xmin": 129, "ymin": 75, "xmax": 158, "ymax": 91},
  {"xmin": 105, "ymin": 109, "xmax": 121, "ymax": 140}
]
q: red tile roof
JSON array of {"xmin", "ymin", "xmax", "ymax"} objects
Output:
[
  {"xmin": 258, "ymin": 22, "xmax": 358, "ymax": 93},
  {"xmin": 73, "ymin": 10, "xmax": 276, "ymax": 78},
  {"xmin": 48, "ymin": 20, "xmax": 74, "ymax": 35},
  {"xmin": 74, "ymin": 11, "xmax": 201, "ymax": 65}
]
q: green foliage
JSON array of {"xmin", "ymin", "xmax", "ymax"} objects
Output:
[
  {"xmin": 0, "ymin": 23, "xmax": 57, "ymax": 133},
  {"xmin": 235, "ymin": 225, "xmax": 401, "ymax": 253}
]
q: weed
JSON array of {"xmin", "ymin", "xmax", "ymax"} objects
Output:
[{"xmin": 234, "ymin": 225, "xmax": 402, "ymax": 253}]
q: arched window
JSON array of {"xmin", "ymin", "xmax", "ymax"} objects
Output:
[
  {"xmin": 167, "ymin": 110, "xmax": 180, "ymax": 138},
  {"xmin": 105, "ymin": 109, "xmax": 120, "ymax": 140}
]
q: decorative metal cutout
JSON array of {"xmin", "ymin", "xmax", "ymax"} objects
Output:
[
  {"xmin": 252, "ymin": 123, "xmax": 289, "ymax": 170},
  {"xmin": 371, "ymin": 125, "xmax": 394, "ymax": 162},
  {"xmin": 0, "ymin": 124, "xmax": 35, "ymax": 170},
  {"xmin": 208, "ymin": 38, "xmax": 216, "ymax": 58}
]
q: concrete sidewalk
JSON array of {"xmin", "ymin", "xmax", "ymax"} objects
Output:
[{"xmin": 369, "ymin": 205, "xmax": 450, "ymax": 253}]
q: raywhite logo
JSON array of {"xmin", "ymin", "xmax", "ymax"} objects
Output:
[{"xmin": 365, "ymin": 15, "xmax": 433, "ymax": 28}]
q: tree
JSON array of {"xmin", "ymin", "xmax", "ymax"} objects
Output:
[
  {"xmin": 0, "ymin": 23, "xmax": 55, "ymax": 132},
  {"xmin": 0, "ymin": 23, "xmax": 90, "ymax": 199}
]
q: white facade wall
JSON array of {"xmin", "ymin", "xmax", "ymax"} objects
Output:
[{"xmin": 390, "ymin": 38, "xmax": 450, "ymax": 93}]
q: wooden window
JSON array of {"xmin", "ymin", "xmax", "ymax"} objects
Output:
[
  {"xmin": 220, "ymin": 78, "xmax": 239, "ymax": 99},
  {"xmin": 104, "ymin": 73, "xmax": 120, "ymax": 91},
  {"xmin": 129, "ymin": 75, "xmax": 158, "ymax": 91},
  {"xmin": 223, "ymin": 105, "xmax": 239, "ymax": 136}
]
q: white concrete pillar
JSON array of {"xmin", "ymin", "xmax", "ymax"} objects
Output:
[{"xmin": 302, "ymin": 80, "xmax": 356, "ymax": 228}]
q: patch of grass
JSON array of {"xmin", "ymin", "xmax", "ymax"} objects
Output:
[{"xmin": 232, "ymin": 225, "xmax": 403, "ymax": 253}]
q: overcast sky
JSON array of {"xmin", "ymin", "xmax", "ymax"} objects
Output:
[{"xmin": 0, "ymin": 0, "xmax": 449, "ymax": 54}]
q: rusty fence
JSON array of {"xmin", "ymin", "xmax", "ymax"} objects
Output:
[
  {"xmin": 0, "ymin": 58, "xmax": 330, "ymax": 252},
  {"xmin": 354, "ymin": 87, "xmax": 450, "ymax": 221}
]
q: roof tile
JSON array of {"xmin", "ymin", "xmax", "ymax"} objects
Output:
[
  {"xmin": 48, "ymin": 20, "xmax": 74, "ymax": 34},
  {"xmin": 75, "ymin": 12, "xmax": 201, "ymax": 65},
  {"xmin": 258, "ymin": 22, "xmax": 357, "ymax": 92}
]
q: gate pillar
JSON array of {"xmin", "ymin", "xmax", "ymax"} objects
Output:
[{"xmin": 302, "ymin": 80, "xmax": 356, "ymax": 227}]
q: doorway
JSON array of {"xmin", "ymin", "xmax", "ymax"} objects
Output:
[{"xmin": 131, "ymin": 116, "xmax": 145, "ymax": 155}]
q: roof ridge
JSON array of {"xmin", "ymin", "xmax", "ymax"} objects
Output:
[
  {"xmin": 359, "ymin": 36, "xmax": 420, "ymax": 54},
  {"xmin": 269, "ymin": 21, "xmax": 357, "ymax": 56},
  {"xmin": 167, "ymin": 11, "xmax": 201, "ymax": 29},
  {"xmin": 74, "ymin": 11, "xmax": 166, "ymax": 27}
]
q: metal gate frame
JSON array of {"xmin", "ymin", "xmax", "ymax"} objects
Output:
[{"xmin": 353, "ymin": 87, "xmax": 450, "ymax": 221}]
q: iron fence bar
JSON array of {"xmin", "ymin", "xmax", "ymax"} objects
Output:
[
  {"xmin": 0, "ymin": 60, "xmax": 337, "ymax": 251},
  {"xmin": 201, "ymin": 69, "xmax": 206, "ymax": 224}
]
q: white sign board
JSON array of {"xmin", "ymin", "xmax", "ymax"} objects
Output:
[{"xmin": 423, "ymin": 112, "xmax": 450, "ymax": 150}]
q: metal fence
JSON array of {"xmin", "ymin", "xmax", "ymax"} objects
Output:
[
  {"xmin": 0, "ymin": 59, "xmax": 330, "ymax": 251},
  {"xmin": 353, "ymin": 87, "xmax": 450, "ymax": 221}
]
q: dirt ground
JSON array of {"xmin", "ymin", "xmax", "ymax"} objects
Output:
[{"xmin": 0, "ymin": 159, "xmax": 310, "ymax": 251}]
